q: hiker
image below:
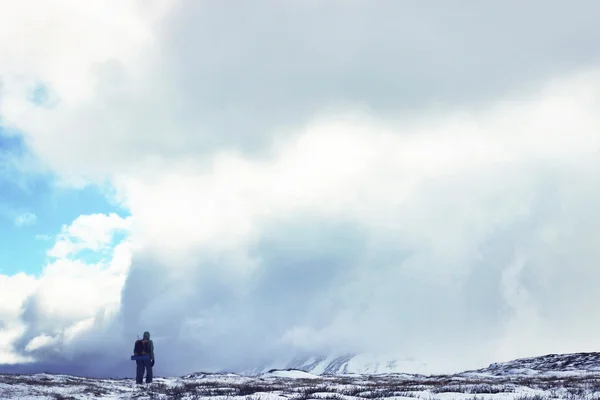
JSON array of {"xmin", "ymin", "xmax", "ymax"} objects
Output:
[{"xmin": 133, "ymin": 331, "xmax": 155, "ymax": 384}]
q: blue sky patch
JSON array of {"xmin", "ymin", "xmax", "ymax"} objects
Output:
[
  {"xmin": 0, "ymin": 130, "xmax": 128, "ymax": 276},
  {"xmin": 27, "ymin": 82, "xmax": 58, "ymax": 108}
]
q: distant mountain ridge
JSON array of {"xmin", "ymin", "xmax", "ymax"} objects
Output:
[
  {"xmin": 239, "ymin": 353, "xmax": 432, "ymax": 376},
  {"xmin": 469, "ymin": 352, "xmax": 600, "ymax": 376},
  {"xmin": 240, "ymin": 351, "xmax": 600, "ymax": 377}
]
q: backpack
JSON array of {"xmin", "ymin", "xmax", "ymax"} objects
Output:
[{"xmin": 133, "ymin": 339, "xmax": 151, "ymax": 356}]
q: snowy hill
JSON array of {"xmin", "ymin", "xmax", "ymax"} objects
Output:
[
  {"xmin": 249, "ymin": 351, "xmax": 600, "ymax": 378},
  {"xmin": 2, "ymin": 352, "xmax": 600, "ymax": 399},
  {"xmin": 242, "ymin": 353, "xmax": 433, "ymax": 376},
  {"xmin": 471, "ymin": 352, "xmax": 600, "ymax": 376}
]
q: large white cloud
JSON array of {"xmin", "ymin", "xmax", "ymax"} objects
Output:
[
  {"xmin": 48, "ymin": 212, "xmax": 131, "ymax": 258},
  {"xmin": 2, "ymin": 0, "xmax": 600, "ymax": 377},
  {"xmin": 0, "ymin": 213, "xmax": 131, "ymax": 367},
  {"xmin": 110, "ymin": 77, "xmax": 600, "ymax": 374},
  {"xmin": 0, "ymin": 273, "xmax": 37, "ymax": 364}
]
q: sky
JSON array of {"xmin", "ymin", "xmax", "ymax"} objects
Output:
[
  {"xmin": 0, "ymin": 131, "xmax": 126, "ymax": 275},
  {"xmin": 1, "ymin": 0, "xmax": 600, "ymax": 378}
]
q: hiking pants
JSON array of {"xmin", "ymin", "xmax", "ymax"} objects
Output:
[{"xmin": 136, "ymin": 359, "xmax": 153, "ymax": 384}]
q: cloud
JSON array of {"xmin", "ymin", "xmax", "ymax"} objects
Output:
[
  {"xmin": 1, "ymin": 0, "xmax": 600, "ymax": 378},
  {"xmin": 47, "ymin": 213, "xmax": 131, "ymax": 258},
  {"xmin": 34, "ymin": 234, "xmax": 52, "ymax": 241},
  {"xmin": 4, "ymin": 0, "xmax": 600, "ymax": 182},
  {"xmin": 13, "ymin": 211, "xmax": 36, "ymax": 228},
  {"xmin": 0, "ymin": 272, "xmax": 37, "ymax": 364},
  {"xmin": 0, "ymin": 203, "xmax": 37, "ymax": 228},
  {"xmin": 0, "ymin": 212, "xmax": 131, "ymax": 369},
  {"xmin": 107, "ymin": 76, "xmax": 600, "ymax": 374}
]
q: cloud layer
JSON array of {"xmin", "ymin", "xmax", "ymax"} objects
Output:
[
  {"xmin": 13, "ymin": 212, "xmax": 36, "ymax": 228},
  {"xmin": 2, "ymin": 0, "xmax": 600, "ymax": 377}
]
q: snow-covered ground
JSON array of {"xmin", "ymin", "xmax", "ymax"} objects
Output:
[{"xmin": 2, "ymin": 352, "xmax": 600, "ymax": 399}]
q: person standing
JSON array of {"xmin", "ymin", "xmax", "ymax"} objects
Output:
[{"xmin": 135, "ymin": 331, "xmax": 155, "ymax": 384}]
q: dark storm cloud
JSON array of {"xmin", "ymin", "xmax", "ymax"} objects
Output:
[{"xmin": 142, "ymin": 0, "xmax": 600, "ymax": 154}]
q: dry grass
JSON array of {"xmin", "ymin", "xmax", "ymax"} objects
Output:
[{"xmin": 2, "ymin": 370, "xmax": 600, "ymax": 399}]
